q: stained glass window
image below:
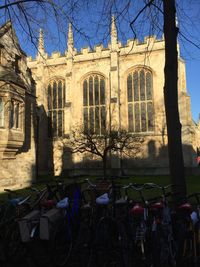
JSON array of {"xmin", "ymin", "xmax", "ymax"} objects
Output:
[
  {"xmin": 10, "ymin": 101, "xmax": 14, "ymax": 128},
  {"xmin": 128, "ymin": 103, "xmax": 134, "ymax": 132},
  {"xmin": 48, "ymin": 84, "xmax": 52, "ymax": 110},
  {"xmin": 127, "ymin": 69, "xmax": 154, "ymax": 132},
  {"xmin": 83, "ymin": 80, "xmax": 88, "ymax": 106},
  {"xmin": 0, "ymin": 98, "xmax": 4, "ymax": 127},
  {"xmin": 47, "ymin": 79, "xmax": 65, "ymax": 137},
  {"xmin": 127, "ymin": 74, "xmax": 132, "ymax": 102},
  {"xmin": 134, "ymin": 71, "xmax": 139, "ymax": 101},
  {"xmin": 146, "ymin": 72, "xmax": 152, "ymax": 100},
  {"xmin": 140, "ymin": 70, "xmax": 145, "ymax": 101},
  {"xmin": 95, "ymin": 76, "xmax": 99, "ymax": 105},
  {"xmin": 15, "ymin": 103, "xmax": 19, "ymax": 128},
  {"xmin": 100, "ymin": 79, "xmax": 105, "ymax": 105},
  {"xmin": 83, "ymin": 75, "xmax": 106, "ymax": 134}
]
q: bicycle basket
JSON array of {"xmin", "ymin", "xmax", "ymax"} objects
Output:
[
  {"xmin": 40, "ymin": 208, "xmax": 63, "ymax": 240},
  {"xmin": 18, "ymin": 210, "xmax": 40, "ymax": 242}
]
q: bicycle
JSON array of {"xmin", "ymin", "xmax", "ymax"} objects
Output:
[
  {"xmin": 48, "ymin": 180, "xmax": 83, "ymax": 267},
  {"xmin": 175, "ymin": 192, "xmax": 200, "ymax": 267},
  {"xmin": 70, "ymin": 178, "xmax": 98, "ymax": 267},
  {"xmin": 144, "ymin": 183, "xmax": 177, "ymax": 267},
  {"xmin": 125, "ymin": 183, "xmax": 152, "ymax": 267},
  {"xmin": 18, "ymin": 184, "xmax": 59, "ymax": 267},
  {"xmin": 0, "ymin": 188, "xmax": 33, "ymax": 266},
  {"xmin": 188, "ymin": 193, "xmax": 200, "ymax": 266}
]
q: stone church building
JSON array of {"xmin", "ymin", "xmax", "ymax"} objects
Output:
[
  {"xmin": 0, "ymin": 22, "xmax": 36, "ymax": 190},
  {"xmin": 0, "ymin": 19, "xmax": 199, "ymax": 190}
]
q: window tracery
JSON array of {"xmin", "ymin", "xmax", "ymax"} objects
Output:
[
  {"xmin": 83, "ymin": 74, "xmax": 106, "ymax": 134},
  {"xmin": 0, "ymin": 97, "xmax": 4, "ymax": 128},
  {"xmin": 127, "ymin": 68, "xmax": 154, "ymax": 132},
  {"xmin": 47, "ymin": 79, "xmax": 65, "ymax": 137}
]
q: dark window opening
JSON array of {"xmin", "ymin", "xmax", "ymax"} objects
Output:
[{"xmin": 127, "ymin": 69, "xmax": 154, "ymax": 133}]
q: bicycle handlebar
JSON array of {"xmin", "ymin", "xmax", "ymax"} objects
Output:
[
  {"xmin": 84, "ymin": 178, "xmax": 97, "ymax": 188},
  {"xmin": 187, "ymin": 193, "xmax": 200, "ymax": 204},
  {"xmin": 122, "ymin": 183, "xmax": 144, "ymax": 190}
]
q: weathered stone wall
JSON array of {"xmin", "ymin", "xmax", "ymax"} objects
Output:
[
  {"xmin": 0, "ymin": 22, "xmax": 36, "ymax": 191},
  {"xmin": 27, "ymin": 29, "xmax": 198, "ymax": 176},
  {"xmin": 0, "ymin": 95, "xmax": 36, "ymax": 191}
]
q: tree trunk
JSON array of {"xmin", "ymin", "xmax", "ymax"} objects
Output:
[
  {"xmin": 103, "ymin": 156, "xmax": 107, "ymax": 180},
  {"xmin": 163, "ymin": 0, "xmax": 187, "ymax": 204}
]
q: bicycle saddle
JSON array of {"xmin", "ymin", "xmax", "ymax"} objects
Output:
[
  {"xmin": 56, "ymin": 197, "xmax": 69, "ymax": 209},
  {"xmin": 9, "ymin": 197, "xmax": 24, "ymax": 206},
  {"xmin": 130, "ymin": 203, "xmax": 144, "ymax": 215},
  {"xmin": 178, "ymin": 203, "xmax": 192, "ymax": 214},
  {"xmin": 191, "ymin": 211, "xmax": 199, "ymax": 225},
  {"xmin": 115, "ymin": 197, "xmax": 127, "ymax": 205},
  {"xmin": 150, "ymin": 202, "xmax": 164, "ymax": 210},
  {"xmin": 41, "ymin": 199, "xmax": 56, "ymax": 208},
  {"xmin": 96, "ymin": 193, "xmax": 110, "ymax": 205}
]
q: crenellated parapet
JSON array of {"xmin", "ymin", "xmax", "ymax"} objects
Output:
[
  {"xmin": 80, "ymin": 46, "xmax": 90, "ymax": 55},
  {"xmin": 49, "ymin": 51, "xmax": 62, "ymax": 59},
  {"xmin": 120, "ymin": 35, "xmax": 165, "ymax": 56},
  {"xmin": 28, "ymin": 34, "xmax": 166, "ymax": 67}
]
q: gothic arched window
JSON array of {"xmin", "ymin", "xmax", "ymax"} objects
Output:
[
  {"xmin": 0, "ymin": 97, "xmax": 4, "ymax": 128},
  {"xmin": 47, "ymin": 79, "xmax": 65, "ymax": 137},
  {"xmin": 83, "ymin": 74, "xmax": 106, "ymax": 134},
  {"xmin": 127, "ymin": 69, "xmax": 154, "ymax": 132}
]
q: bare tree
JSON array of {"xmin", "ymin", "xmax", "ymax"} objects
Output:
[
  {"xmin": 124, "ymin": 0, "xmax": 189, "ymax": 203},
  {"xmin": 64, "ymin": 127, "xmax": 143, "ymax": 179},
  {"xmin": 163, "ymin": 0, "xmax": 186, "ymax": 203},
  {"xmin": 1, "ymin": 0, "xmax": 199, "ymax": 201}
]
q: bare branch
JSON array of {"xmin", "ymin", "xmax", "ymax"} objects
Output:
[
  {"xmin": 0, "ymin": 1, "xmax": 46, "ymax": 10},
  {"xmin": 130, "ymin": 0, "xmax": 155, "ymax": 39}
]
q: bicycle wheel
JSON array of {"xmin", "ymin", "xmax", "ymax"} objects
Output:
[
  {"xmin": 103, "ymin": 258, "xmax": 121, "ymax": 267},
  {"xmin": 23, "ymin": 221, "xmax": 53, "ymax": 267},
  {"xmin": 129, "ymin": 221, "xmax": 150, "ymax": 267},
  {"xmin": 117, "ymin": 221, "xmax": 132, "ymax": 267},
  {"xmin": 28, "ymin": 239, "xmax": 53, "ymax": 267},
  {"xmin": 0, "ymin": 229, "xmax": 6, "ymax": 263},
  {"xmin": 50, "ymin": 219, "xmax": 72, "ymax": 267},
  {"xmin": 151, "ymin": 225, "xmax": 177, "ymax": 267},
  {"xmin": 94, "ymin": 217, "xmax": 118, "ymax": 267},
  {"xmin": 72, "ymin": 220, "xmax": 92, "ymax": 267},
  {"xmin": 160, "ymin": 239, "xmax": 177, "ymax": 267},
  {"xmin": 4, "ymin": 222, "xmax": 27, "ymax": 264}
]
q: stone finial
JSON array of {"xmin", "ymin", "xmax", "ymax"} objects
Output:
[
  {"xmin": 67, "ymin": 22, "xmax": 74, "ymax": 52},
  {"xmin": 38, "ymin": 29, "xmax": 45, "ymax": 56},
  {"xmin": 111, "ymin": 15, "xmax": 118, "ymax": 50},
  {"xmin": 175, "ymin": 15, "xmax": 179, "ymax": 27}
]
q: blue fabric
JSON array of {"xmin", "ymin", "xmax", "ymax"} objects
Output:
[
  {"xmin": 96, "ymin": 193, "xmax": 110, "ymax": 205},
  {"xmin": 71, "ymin": 188, "xmax": 81, "ymax": 217},
  {"xmin": 56, "ymin": 197, "xmax": 69, "ymax": 209},
  {"xmin": 9, "ymin": 197, "xmax": 23, "ymax": 206}
]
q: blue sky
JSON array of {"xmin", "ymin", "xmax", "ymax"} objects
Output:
[
  {"xmin": 1, "ymin": 0, "xmax": 199, "ymax": 122},
  {"xmin": 185, "ymin": 59, "xmax": 200, "ymax": 123},
  {"xmin": 177, "ymin": 0, "xmax": 200, "ymax": 123}
]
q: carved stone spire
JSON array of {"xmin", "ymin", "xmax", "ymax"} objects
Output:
[
  {"xmin": 38, "ymin": 29, "xmax": 45, "ymax": 57},
  {"xmin": 111, "ymin": 15, "xmax": 118, "ymax": 50},
  {"xmin": 67, "ymin": 22, "xmax": 74, "ymax": 54},
  {"xmin": 175, "ymin": 15, "xmax": 179, "ymax": 28}
]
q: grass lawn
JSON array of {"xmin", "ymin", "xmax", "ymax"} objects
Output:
[{"xmin": 0, "ymin": 175, "xmax": 199, "ymax": 203}]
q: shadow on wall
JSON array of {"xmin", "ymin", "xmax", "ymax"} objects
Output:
[
  {"xmin": 61, "ymin": 146, "xmax": 73, "ymax": 176},
  {"xmin": 14, "ymin": 88, "xmax": 38, "ymax": 186},
  {"xmin": 57, "ymin": 139, "xmax": 199, "ymax": 177},
  {"xmin": 36, "ymin": 104, "xmax": 54, "ymax": 177}
]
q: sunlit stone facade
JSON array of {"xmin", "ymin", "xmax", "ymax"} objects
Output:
[
  {"xmin": 0, "ymin": 22, "xmax": 36, "ymax": 190},
  {"xmin": 27, "ymin": 18, "xmax": 198, "ymax": 177},
  {"xmin": 0, "ymin": 19, "xmax": 198, "ymax": 191}
]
